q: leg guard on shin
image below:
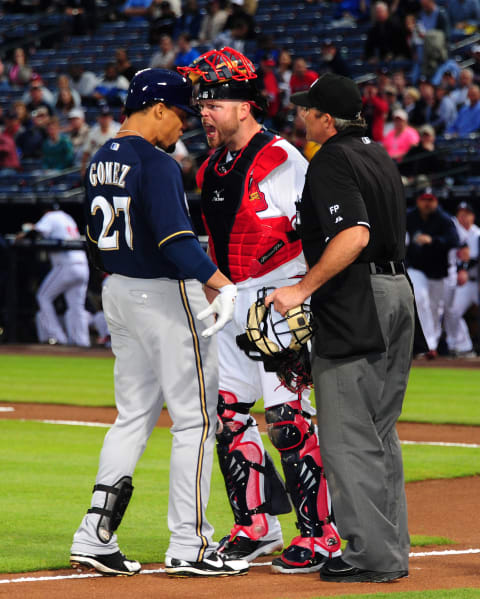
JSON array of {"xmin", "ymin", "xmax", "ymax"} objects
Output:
[
  {"xmin": 217, "ymin": 391, "xmax": 291, "ymax": 540},
  {"xmin": 87, "ymin": 476, "xmax": 133, "ymax": 544},
  {"xmin": 266, "ymin": 401, "xmax": 341, "ymax": 556}
]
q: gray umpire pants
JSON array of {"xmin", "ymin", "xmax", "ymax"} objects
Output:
[{"xmin": 312, "ymin": 274, "xmax": 414, "ymax": 572}]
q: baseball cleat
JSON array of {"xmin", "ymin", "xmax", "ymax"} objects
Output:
[
  {"xmin": 164, "ymin": 552, "xmax": 249, "ymax": 577},
  {"xmin": 319, "ymin": 557, "xmax": 409, "ymax": 583},
  {"xmin": 70, "ymin": 550, "xmax": 141, "ymax": 576},
  {"xmin": 217, "ymin": 534, "xmax": 284, "ymax": 561},
  {"xmin": 271, "ymin": 535, "xmax": 341, "ymax": 574}
]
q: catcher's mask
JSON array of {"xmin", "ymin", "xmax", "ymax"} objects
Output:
[
  {"xmin": 177, "ymin": 47, "xmax": 267, "ymax": 116},
  {"xmin": 236, "ymin": 288, "xmax": 316, "ymax": 393}
]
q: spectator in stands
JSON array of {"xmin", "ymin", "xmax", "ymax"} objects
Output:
[
  {"xmin": 276, "ymin": 49, "xmax": 293, "ymax": 108},
  {"xmin": 224, "ymin": 0, "xmax": 256, "ymax": 39},
  {"xmin": 23, "ymin": 78, "xmax": 54, "ymax": 115},
  {"xmin": 16, "ymin": 106, "xmax": 49, "ymax": 159},
  {"xmin": 320, "ymin": 40, "xmax": 351, "ymax": 77},
  {"xmin": 67, "ymin": 63, "xmax": 99, "ymax": 106},
  {"xmin": 257, "ymin": 54, "xmax": 281, "ymax": 124},
  {"xmin": 198, "ymin": 0, "xmax": 228, "ymax": 43},
  {"xmin": 53, "ymin": 74, "xmax": 82, "ymax": 109},
  {"xmin": 333, "ymin": 0, "xmax": 370, "ymax": 23},
  {"xmin": 399, "ymin": 124, "xmax": 445, "ymax": 180},
  {"xmin": 447, "ymin": 0, "xmax": 480, "ymax": 31},
  {"xmin": 432, "ymin": 60, "xmax": 461, "ymax": 87},
  {"xmin": 444, "ymin": 201, "xmax": 480, "ymax": 357},
  {"xmin": 0, "ymin": 58, "xmax": 11, "ymax": 91},
  {"xmin": 418, "ymin": 0, "xmax": 449, "ymax": 37},
  {"xmin": 173, "ymin": 32, "xmax": 200, "ymax": 68},
  {"xmin": 382, "ymin": 108, "xmax": 420, "ymax": 160},
  {"xmin": 213, "ymin": 16, "xmax": 250, "ymax": 53},
  {"xmin": 433, "ymin": 84, "xmax": 458, "ymax": 132},
  {"xmin": 362, "ymin": 78, "xmax": 390, "ymax": 141},
  {"xmin": 148, "ymin": 0, "xmax": 177, "ymax": 44},
  {"xmin": 392, "ymin": 69, "xmax": 408, "ymax": 100},
  {"xmin": 403, "ymin": 85, "xmax": 421, "ymax": 117},
  {"xmin": 80, "ymin": 104, "xmax": 121, "ymax": 176},
  {"xmin": 449, "ymin": 68, "xmax": 474, "ymax": 110},
  {"xmin": 55, "ymin": 88, "xmax": 78, "ymax": 129},
  {"xmin": 406, "ymin": 189, "xmax": 459, "ymax": 358},
  {"xmin": 289, "ymin": 57, "xmax": 318, "ymax": 96},
  {"xmin": 471, "ymin": 45, "xmax": 480, "ymax": 84},
  {"xmin": 446, "ymin": 85, "xmax": 480, "ymax": 136},
  {"xmin": 114, "ymin": 48, "xmax": 138, "ymax": 82},
  {"xmin": 149, "ymin": 33, "xmax": 176, "ymax": 69},
  {"xmin": 93, "ymin": 63, "xmax": 129, "ymax": 107},
  {"xmin": 65, "ymin": 108, "xmax": 90, "ymax": 165},
  {"xmin": 364, "ymin": 2, "xmax": 404, "ymax": 63},
  {"xmin": 12, "ymin": 100, "xmax": 31, "ymax": 129},
  {"xmin": 253, "ymin": 34, "xmax": 280, "ymax": 64},
  {"xmin": 2, "ymin": 108, "xmax": 24, "ymax": 147},
  {"xmin": 173, "ymin": 0, "xmax": 202, "ymax": 40},
  {"xmin": 180, "ymin": 154, "xmax": 198, "ymax": 192},
  {"xmin": 0, "ymin": 131, "xmax": 20, "ymax": 172},
  {"xmin": 7, "ymin": 47, "xmax": 34, "ymax": 87},
  {"xmin": 121, "ymin": 0, "xmax": 154, "ymax": 21},
  {"xmin": 41, "ymin": 116, "xmax": 75, "ymax": 171},
  {"xmin": 409, "ymin": 79, "xmax": 438, "ymax": 125},
  {"xmin": 62, "ymin": 0, "xmax": 98, "ymax": 36}
]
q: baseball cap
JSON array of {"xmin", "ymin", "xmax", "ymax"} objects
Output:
[
  {"xmin": 31, "ymin": 106, "xmax": 49, "ymax": 117},
  {"xmin": 98, "ymin": 103, "xmax": 112, "ymax": 116},
  {"xmin": 290, "ymin": 73, "xmax": 362, "ymax": 119},
  {"xmin": 125, "ymin": 68, "xmax": 197, "ymax": 115},
  {"xmin": 68, "ymin": 108, "xmax": 84, "ymax": 119},
  {"xmin": 393, "ymin": 108, "xmax": 408, "ymax": 121},
  {"xmin": 457, "ymin": 201, "xmax": 474, "ymax": 213}
]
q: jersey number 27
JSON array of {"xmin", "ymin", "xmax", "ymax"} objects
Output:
[{"xmin": 91, "ymin": 195, "xmax": 133, "ymax": 250}]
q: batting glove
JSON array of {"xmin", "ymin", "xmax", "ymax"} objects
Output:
[{"xmin": 197, "ymin": 284, "xmax": 238, "ymax": 338}]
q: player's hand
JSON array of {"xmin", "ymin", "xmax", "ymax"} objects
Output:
[{"xmin": 197, "ymin": 284, "xmax": 238, "ymax": 337}]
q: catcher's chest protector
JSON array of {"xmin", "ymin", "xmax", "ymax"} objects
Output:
[{"xmin": 200, "ymin": 131, "xmax": 301, "ymax": 283}]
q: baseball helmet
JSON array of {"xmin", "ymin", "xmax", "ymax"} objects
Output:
[
  {"xmin": 236, "ymin": 288, "xmax": 315, "ymax": 393},
  {"xmin": 125, "ymin": 68, "xmax": 198, "ymax": 115},
  {"xmin": 178, "ymin": 47, "xmax": 267, "ymax": 113}
]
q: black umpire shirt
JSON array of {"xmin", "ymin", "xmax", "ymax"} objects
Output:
[{"xmin": 299, "ymin": 127, "xmax": 407, "ymax": 359}]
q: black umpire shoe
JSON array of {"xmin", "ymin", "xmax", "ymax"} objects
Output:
[
  {"xmin": 217, "ymin": 534, "xmax": 284, "ymax": 561},
  {"xmin": 164, "ymin": 552, "xmax": 249, "ymax": 577},
  {"xmin": 70, "ymin": 550, "xmax": 141, "ymax": 576},
  {"xmin": 320, "ymin": 557, "xmax": 408, "ymax": 583}
]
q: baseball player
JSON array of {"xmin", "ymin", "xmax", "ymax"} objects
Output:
[
  {"xmin": 16, "ymin": 205, "xmax": 91, "ymax": 347},
  {"xmin": 70, "ymin": 68, "xmax": 248, "ymax": 578},
  {"xmin": 179, "ymin": 48, "xmax": 341, "ymax": 574},
  {"xmin": 444, "ymin": 201, "xmax": 479, "ymax": 356}
]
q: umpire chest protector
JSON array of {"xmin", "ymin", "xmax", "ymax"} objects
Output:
[{"xmin": 198, "ymin": 131, "xmax": 301, "ymax": 283}]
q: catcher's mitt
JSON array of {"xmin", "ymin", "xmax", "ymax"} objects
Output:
[{"xmin": 236, "ymin": 288, "xmax": 315, "ymax": 394}]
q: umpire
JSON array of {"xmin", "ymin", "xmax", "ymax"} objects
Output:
[{"xmin": 266, "ymin": 73, "xmax": 420, "ymax": 583}]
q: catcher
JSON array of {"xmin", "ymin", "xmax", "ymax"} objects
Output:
[{"xmin": 179, "ymin": 47, "xmax": 341, "ymax": 573}]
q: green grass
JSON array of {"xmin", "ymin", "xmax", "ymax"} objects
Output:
[
  {"xmin": 1, "ymin": 420, "xmax": 478, "ymax": 573},
  {"xmin": 1, "ymin": 355, "xmax": 480, "ymax": 425},
  {"xmin": 311, "ymin": 591, "xmax": 480, "ymax": 599}
]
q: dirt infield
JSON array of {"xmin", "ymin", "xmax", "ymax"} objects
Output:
[{"xmin": 0, "ymin": 345, "xmax": 479, "ymax": 597}]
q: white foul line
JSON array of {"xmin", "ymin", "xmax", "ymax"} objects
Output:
[
  {"xmin": 9, "ymin": 420, "xmax": 480, "ymax": 449},
  {"xmin": 1, "ymin": 549, "xmax": 480, "ymax": 585}
]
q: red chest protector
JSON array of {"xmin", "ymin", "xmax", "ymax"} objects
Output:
[{"xmin": 197, "ymin": 131, "xmax": 301, "ymax": 283}]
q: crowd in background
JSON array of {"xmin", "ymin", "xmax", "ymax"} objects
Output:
[{"xmin": 0, "ymin": 0, "xmax": 479, "ymax": 355}]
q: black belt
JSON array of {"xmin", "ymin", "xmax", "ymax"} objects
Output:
[{"xmin": 369, "ymin": 261, "xmax": 406, "ymax": 275}]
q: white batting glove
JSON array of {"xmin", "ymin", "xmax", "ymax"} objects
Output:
[{"xmin": 197, "ymin": 284, "xmax": 238, "ymax": 338}]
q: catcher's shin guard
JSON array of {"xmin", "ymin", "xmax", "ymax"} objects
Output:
[
  {"xmin": 87, "ymin": 476, "xmax": 133, "ymax": 543},
  {"xmin": 217, "ymin": 391, "xmax": 291, "ymax": 540},
  {"xmin": 265, "ymin": 401, "xmax": 341, "ymax": 555}
]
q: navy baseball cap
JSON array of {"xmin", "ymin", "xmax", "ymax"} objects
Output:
[
  {"xmin": 457, "ymin": 201, "xmax": 474, "ymax": 213},
  {"xmin": 291, "ymin": 73, "xmax": 362, "ymax": 119},
  {"xmin": 125, "ymin": 68, "xmax": 198, "ymax": 115}
]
